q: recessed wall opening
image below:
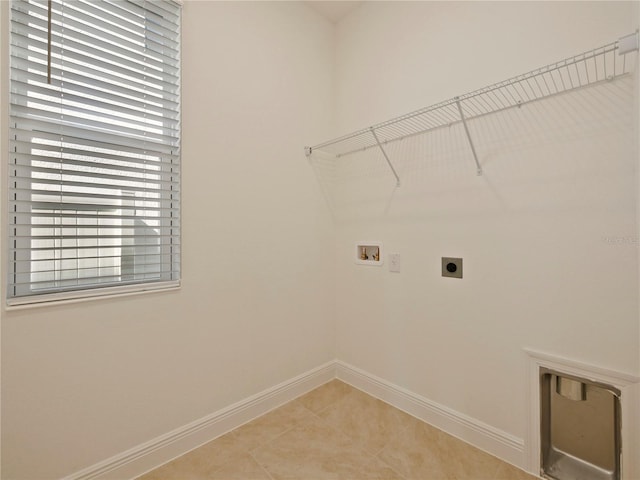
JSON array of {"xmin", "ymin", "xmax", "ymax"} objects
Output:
[{"xmin": 540, "ymin": 368, "xmax": 621, "ymax": 480}]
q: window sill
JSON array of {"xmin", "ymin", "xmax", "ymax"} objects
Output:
[{"xmin": 5, "ymin": 281, "xmax": 181, "ymax": 311}]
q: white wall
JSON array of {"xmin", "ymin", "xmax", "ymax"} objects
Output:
[
  {"xmin": 331, "ymin": 0, "xmax": 639, "ymax": 459},
  {"xmin": 0, "ymin": 2, "xmax": 335, "ymax": 478}
]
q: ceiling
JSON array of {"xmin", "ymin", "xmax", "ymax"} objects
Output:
[{"xmin": 305, "ymin": 1, "xmax": 363, "ymax": 23}]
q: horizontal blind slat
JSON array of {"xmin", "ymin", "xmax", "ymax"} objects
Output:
[
  {"xmin": 10, "ymin": 80, "xmax": 180, "ymax": 127},
  {"xmin": 11, "ymin": 248, "xmax": 181, "ymax": 257},
  {"xmin": 10, "ymin": 35, "xmax": 179, "ymax": 98},
  {"xmin": 10, "ymin": 106, "xmax": 179, "ymax": 146},
  {"xmin": 76, "ymin": 0, "xmax": 180, "ymax": 39},
  {"xmin": 13, "ymin": 0, "xmax": 180, "ymax": 54},
  {"xmin": 9, "ymin": 146, "xmax": 181, "ymax": 175},
  {"xmin": 10, "ymin": 53, "xmax": 180, "ymax": 105},
  {"xmin": 12, "ymin": 188, "xmax": 180, "ymax": 205},
  {"xmin": 11, "ymin": 7, "xmax": 180, "ymax": 74},
  {"xmin": 10, "ymin": 123, "xmax": 181, "ymax": 158},
  {"xmin": 12, "ymin": 273, "xmax": 181, "ymax": 289},
  {"xmin": 10, "ymin": 92, "xmax": 180, "ymax": 135},
  {"xmin": 12, "ymin": 216, "xmax": 181, "ymax": 225},
  {"xmin": 12, "ymin": 178, "xmax": 179, "ymax": 199},
  {"xmin": 124, "ymin": 0, "xmax": 181, "ymax": 23},
  {"xmin": 9, "ymin": 200, "xmax": 179, "ymax": 214}
]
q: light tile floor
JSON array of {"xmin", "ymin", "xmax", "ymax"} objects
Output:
[{"xmin": 137, "ymin": 380, "xmax": 539, "ymax": 480}]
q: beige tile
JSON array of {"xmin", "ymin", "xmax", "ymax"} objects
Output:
[
  {"xmin": 318, "ymin": 387, "xmax": 415, "ymax": 454},
  {"xmin": 186, "ymin": 432, "xmax": 251, "ymax": 471},
  {"xmin": 209, "ymin": 453, "xmax": 273, "ymax": 480},
  {"xmin": 494, "ymin": 462, "xmax": 540, "ymax": 480},
  {"xmin": 378, "ymin": 420, "xmax": 452, "ymax": 480},
  {"xmin": 136, "ymin": 459, "xmax": 210, "ymax": 480},
  {"xmin": 447, "ymin": 439, "xmax": 504, "ymax": 480},
  {"xmin": 232, "ymin": 399, "xmax": 312, "ymax": 451},
  {"xmin": 252, "ymin": 415, "xmax": 404, "ymax": 479},
  {"xmin": 136, "ymin": 432, "xmax": 247, "ymax": 480},
  {"xmin": 297, "ymin": 380, "xmax": 355, "ymax": 414},
  {"xmin": 379, "ymin": 419, "xmax": 503, "ymax": 480}
]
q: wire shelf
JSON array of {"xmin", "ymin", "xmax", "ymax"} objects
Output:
[{"xmin": 305, "ymin": 33, "xmax": 638, "ymax": 181}]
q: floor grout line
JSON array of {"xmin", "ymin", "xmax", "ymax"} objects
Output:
[{"xmin": 248, "ymin": 450, "xmax": 276, "ymax": 480}]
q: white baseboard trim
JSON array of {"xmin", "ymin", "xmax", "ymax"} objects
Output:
[
  {"xmin": 64, "ymin": 361, "xmax": 336, "ymax": 480},
  {"xmin": 335, "ymin": 360, "xmax": 526, "ymax": 470},
  {"xmin": 65, "ymin": 359, "xmax": 534, "ymax": 480}
]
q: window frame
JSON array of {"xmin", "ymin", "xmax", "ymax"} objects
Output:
[{"xmin": 6, "ymin": 0, "xmax": 182, "ymax": 307}]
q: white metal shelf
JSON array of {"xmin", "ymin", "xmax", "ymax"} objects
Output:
[{"xmin": 305, "ymin": 32, "xmax": 639, "ymax": 184}]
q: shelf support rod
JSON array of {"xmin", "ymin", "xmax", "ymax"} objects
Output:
[
  {"xmin": 455, "ymin": 97, "xmax": 483, "ymax": 176},
  {"xmin": 370, "ymin": 127, "xmax": 401, "ymax": 186}
]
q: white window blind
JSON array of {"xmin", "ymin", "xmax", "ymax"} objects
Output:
[{"xmin": 8, "ymin": 0, "xmax": 181, "ymax": 305}]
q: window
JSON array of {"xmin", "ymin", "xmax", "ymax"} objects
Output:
[{"xmin": 8, "ymin": 0, "xmax": 181, "ymax": 305}]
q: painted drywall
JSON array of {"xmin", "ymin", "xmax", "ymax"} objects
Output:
[
  {"xmin": 330, "ymin": 0, "xmax": 639, "ymax": 463},
  {"xmin": 0, "ymin": 2, "xmax": 335, "ymax": 478}
]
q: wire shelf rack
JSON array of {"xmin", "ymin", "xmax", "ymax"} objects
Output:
[{"xmin": 305, "ymin": 32, "xmax": 639, "ymax": 184}]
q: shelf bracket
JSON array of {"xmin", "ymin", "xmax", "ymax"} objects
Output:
[
  {"xmin": 455, "ymin": 98, "xmax": 483, "ymax": 176},
  {"xmin": 370, "ymin": 127, "xmax": 401, "ymax": 187},
  {"xmin": 618, "ymin": 31, "xmax": 639, "ymax": 55}
]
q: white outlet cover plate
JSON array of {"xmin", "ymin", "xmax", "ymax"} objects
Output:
[{"xmin": 389, "ymin": 253, "xmax": 400, "ymax": 273}]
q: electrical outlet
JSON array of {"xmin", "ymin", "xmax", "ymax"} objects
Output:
[
  {"xmin": 389, "ymin": 253, "xmax": 401, "ymax": 273},
  {"xmin": 442, "ymin": 257, "xmax": 462, "ymax": 278}
]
